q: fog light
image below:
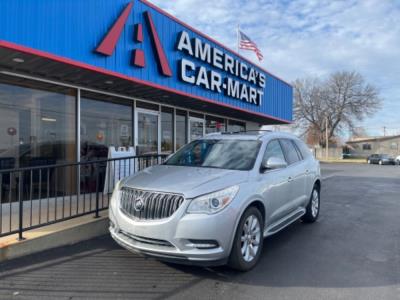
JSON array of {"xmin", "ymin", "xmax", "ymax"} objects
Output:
[{"xmin": 186, "ymin": 239, "xmax": 219, "ymax": 249}]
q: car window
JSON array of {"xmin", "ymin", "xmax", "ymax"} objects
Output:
[
  {"xmin": 280, "ymin": 139, "xmax": 301, "ymax": 165},
  {"xmin": 165, "ymin": 139, "xmax": 261, "ymax": 171},
  {"xmin": 262, "ymin": 140, "xmax": 286, "ymax": 165},
  {"xmin": 294, "ymin": 139, "xmax": 312, "ymax": 159},
  {"xmin": 292, "ymin": 142, "xmax": 304, "ymax": 160}
]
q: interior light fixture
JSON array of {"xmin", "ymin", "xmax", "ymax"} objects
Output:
[
  {"xmin": 41, "ymin": 117, "xmax": 57, "ymax": 122},
  {"xmin": 12, "ymin": 57, "xmax": 25, "ymax": 63}
]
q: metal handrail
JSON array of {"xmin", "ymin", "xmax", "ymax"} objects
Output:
[
  {"xmin": 0, "ymin": 154, "xmax": 168, "ymax": 239},
  {"xmin": 0, "ymin": 154, "xmax": 167, "ymax": 174}
]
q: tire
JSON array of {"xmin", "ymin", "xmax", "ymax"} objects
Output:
[
  {"xmin": 228, "ymin": 206, "xmax": 264, "ymax": 271},
  {"xmin": 302, "ymin": 185, "xmax": 320, "ymax": 223}
]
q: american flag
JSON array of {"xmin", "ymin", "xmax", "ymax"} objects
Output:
[{"xmin": 239, "ymin": 30, "xmax": 263, "ymax": 61}]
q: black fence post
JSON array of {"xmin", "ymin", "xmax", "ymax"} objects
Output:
[
  {"xmin": 94, "ymin": 164, "xmax": 100, "ymax": 219},
  {"xmin": 17, "ymin": 171, "xmax": 25, "ymax": 241}
]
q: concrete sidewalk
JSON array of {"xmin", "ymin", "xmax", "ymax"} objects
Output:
[{"xmin": 0, "ymin": 211, "xmax": 109, "ymax": 262}]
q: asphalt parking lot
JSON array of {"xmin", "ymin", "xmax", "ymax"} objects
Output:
[{"xmin": 0, "ymin": 163, "xmax": 399, "ymax": 300}]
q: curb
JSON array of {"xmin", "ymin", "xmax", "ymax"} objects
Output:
[{"xmin": 0, "ymin": 214, "xmax": 109, "ymax": 263}]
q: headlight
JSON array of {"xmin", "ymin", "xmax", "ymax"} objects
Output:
[{"xmin": 187, "ymin": 185, "xmax": 239, "ymax": 214}]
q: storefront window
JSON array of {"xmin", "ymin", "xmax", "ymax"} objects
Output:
[
  {"xmin": 228, "ymin": 120, "xmax": 246, "ymax": 132},
  {"xmin": 0, "ymin": 76, "xmax": 76, "ymax": 201},
  {"xmin": 206, "ymin": 115, "xmax": 226, "ymax": 134},
  {"xmin": 176, "ymin": 110, "xmax": 187, "ymax": 150},
  {"xmin": 80, "ymin": 94, "xmax": 132, "ymax": 161},
  {"xmin": 161, "ymin": 107, "xmax": 173, "ymax": 154},
  {"xmin": 0, "ymin": 77, "xmax": 76, "ymax": 168},
  {"xmin": 137, "ymin": 111, "xmax": 158, "ymax": 155}
]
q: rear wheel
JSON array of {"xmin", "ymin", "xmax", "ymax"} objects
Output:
[
  {"xmin": 228, "ymin": 206, "xmax": 264, "ymax": 271},
  {"xmin": 367, "ymin": 159, "xmax": 371, "ymax": 164},
  {"xmin": 379, "ymin": 160, "xmax": 383, "ymax": 165},
  {"xmin": 302, "ymin": 185, "xmax": 320, "ymax": 223}
]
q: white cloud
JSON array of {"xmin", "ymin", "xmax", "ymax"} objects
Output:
[{"xmin": 150, "ymin": 0, "xmax": 400, "ymax": 135}]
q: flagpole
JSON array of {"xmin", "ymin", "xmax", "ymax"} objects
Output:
[{"xmin": 237, "ymin": 24, "xmax": 240, "ymax": 54}]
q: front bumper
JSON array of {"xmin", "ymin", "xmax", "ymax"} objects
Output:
[{"xmin": 109, "ymin": 201, "xmax": 237, "ymax": 265}]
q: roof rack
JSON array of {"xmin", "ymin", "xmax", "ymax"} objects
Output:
[
  {"xmin": 219, "ymin": 130, "xmax": 274, "ymax": 139},
  {"xmin": 221, "ymin": 130, "xmax": 273, "ymax": 135}
]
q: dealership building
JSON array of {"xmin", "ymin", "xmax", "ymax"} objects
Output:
[{"xmin": 0, "ymin": 0, "xmax": 292, "ymax": 169}]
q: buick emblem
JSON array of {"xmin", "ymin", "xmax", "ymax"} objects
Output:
[{"xmin": 134, "ymin": 198, "xmax": 144, "ymax": 212}]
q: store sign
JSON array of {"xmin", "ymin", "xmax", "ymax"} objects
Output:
[
  {"xmin": 176, "ymin": 31, "xmax": 265, "ymax": 106},
  {"xmin": 95, "ymin": 3, "xmax": 264, "ymax": 106}
]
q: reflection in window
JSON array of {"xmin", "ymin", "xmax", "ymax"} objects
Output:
[
  {"xmin": 362, "ymin": 143, "xmax": 371, "ymax": 150},
  {"xmin": 80, "ymin": 96, "xmax": 132, "ymax": 161},
  {"xmin": 176, "ymin": 110, "xmax": 187, "ymax": 150},
  {"xmin": 165, "ymin": 139, "xmax": 261, "ymax": 171},
  {"xmin": 137, "ymin": 112, "xmax": 158, "ymax": 155},
  {"xmin": 206, "ymin": 115, "xmax": 226, "ymax": 134},
  {"xmin": 0, "ymin": 76, "xmax": 76, "ymax": 201},
  {"xmin": 161, "ymin": 108, "xmax": 173, "ymax": 154},
  {"xmin": 280, "ymin": 139, "xmax": 301, "ymax": 165},
  {"xmin": 263, "ymin": 140, "xmax": 286, "ymax": 164},
  {"xmin": 0, "ymin": 78, "xmax": 76, "ymax": 168},
  {"xmin": 227, "ymin": 120, "xmax": 246, "ymax": 132}
]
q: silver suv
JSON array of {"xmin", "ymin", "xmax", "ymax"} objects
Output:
[{"xmin": 109, "ymin": 131, "xmax": 321, "ymax": 271}]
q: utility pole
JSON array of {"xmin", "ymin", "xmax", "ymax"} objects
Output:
[
  {"xmin": 383, "ymin": 126, "xmax": 386, "ymax": 137},
  {"xmin": 325, "ymin": 116, "xmax": 329, "ymax": 160}
]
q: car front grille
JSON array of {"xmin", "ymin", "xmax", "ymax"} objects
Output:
[{"xmin": 120, "ymin": 187, "xmax": 184, "ymax": 220}]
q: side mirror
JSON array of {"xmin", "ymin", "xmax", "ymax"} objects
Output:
[{"xmin": 261, "ymin": 157, "xmax": 287, "ymax": 172}]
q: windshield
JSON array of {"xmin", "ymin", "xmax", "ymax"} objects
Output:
[{"xmin": 165, "ymin": 139, "xmax": 261, "ymax": 171}]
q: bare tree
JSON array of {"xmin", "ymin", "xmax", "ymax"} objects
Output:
[{"xmin": 294, "ymin": 71, "xmax": 381, "ymax": 147}]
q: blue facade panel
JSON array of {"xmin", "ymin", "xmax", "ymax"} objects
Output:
[{"xmin": 0, "ymin": 0, "xmax": 293, "ymax": 122}]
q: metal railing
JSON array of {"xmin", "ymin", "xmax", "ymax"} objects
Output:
[{"xmin": 0, "ymin": 154, "xmax": 168, "ymax": 240}]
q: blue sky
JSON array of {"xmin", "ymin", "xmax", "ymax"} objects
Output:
[{"xmin": 151, "ymin": 0, "xmax": 400, "ymax": 136}]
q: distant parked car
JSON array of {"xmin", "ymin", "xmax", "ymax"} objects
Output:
[
  {"xmin": 395, "ymin": 155, "xmax": 400, "ymax": 165},
  {"xmin": 367, "ymin": 154, "xmax": 395, "ymax": 165}
]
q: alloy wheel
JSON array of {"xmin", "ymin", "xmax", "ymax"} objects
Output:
[
  {"xmin": 311, "ymin": 189, "xmax": 319, "ymax": 218},
  {"xmin": 241, "ymin": 215, "xmax": 261, "ymax": 262}
]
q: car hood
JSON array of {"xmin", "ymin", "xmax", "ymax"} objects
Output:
[{"xmin": 122, "ymin": 165, "xmax": 249, "ymax": 198}]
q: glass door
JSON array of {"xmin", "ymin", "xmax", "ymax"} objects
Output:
[
  {"xmin": 189, "ymin": 117, "xmax": 205, "ymax": 142},
  {"xmin": 135, "ymin": 108, "xmax": 160, "ymax": 156}
]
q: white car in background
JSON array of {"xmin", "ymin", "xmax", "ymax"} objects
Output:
[{"xmin": 396, "ymin": 155, "xmax": 400, "ymax": 165}]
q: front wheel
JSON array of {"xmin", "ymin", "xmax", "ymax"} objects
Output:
[
  {"xmin": 367, "ymin": 159, "xmax": 371, "ymax": 164},
  {"xmin": 379, "ymin": 160, "xmax": 383, "ymax": 165},
  {"xmin": 302, "ymin": 185, "xmax": 320, "ymax": 223},
  {"xmin": 228, "ymin": 206, "xmax": 264, "ymax": 271}
]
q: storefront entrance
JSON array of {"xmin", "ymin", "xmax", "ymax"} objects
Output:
[{"xmin": 135, "ymin": 108, "xmax": 160, "ymax": 156}]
